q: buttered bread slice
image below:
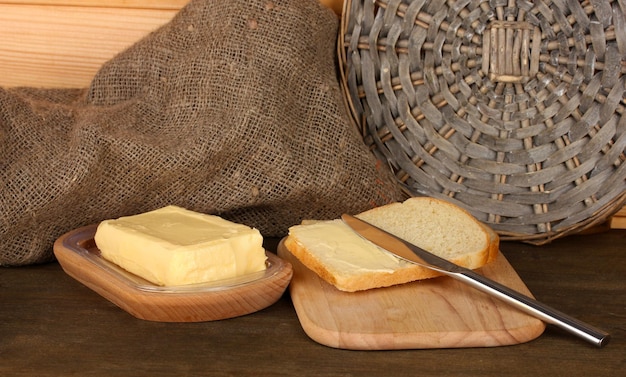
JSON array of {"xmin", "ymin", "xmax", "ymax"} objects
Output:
[
  {"xmin": 94, "ymin": 206, "xmax": 267, "ymax": 286},
  {"xmin": 285, "ymin": 197, "xmax": 499, "ymax": 292}
]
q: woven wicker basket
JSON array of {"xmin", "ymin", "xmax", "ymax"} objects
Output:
[{"xmin": 339, "ymin": 0, "xmax": 626, "ymax": 244}]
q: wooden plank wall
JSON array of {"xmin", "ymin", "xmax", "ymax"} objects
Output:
[
  {"xmin": 0, "ymin": 0, "xmax": 343, "ymax": 88},
  {"xmin": 0, "ymin": 1, "xmax": 186, "ymax": 88}
]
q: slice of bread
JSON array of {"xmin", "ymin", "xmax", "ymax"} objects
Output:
[{"xmin": 284, "ymin": 197, "xmax": 499, "ymax": 292}]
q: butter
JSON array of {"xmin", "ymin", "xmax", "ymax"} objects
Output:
[
  {"xmin": 94, "ymin": 206, "xmax": 267, "ymax": 286},
  {"xmin": 288, "ymin": 219, "xmax": 412, "ymax": 274}
]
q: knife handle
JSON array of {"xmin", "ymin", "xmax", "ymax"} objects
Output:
[{"xmin": 454, "ymin": 269, "xmax": 610, "ymax": 348}]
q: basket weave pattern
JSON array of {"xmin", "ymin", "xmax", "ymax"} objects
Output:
[{"xmin": 340, "ymin": 0, "xmax": 626, "ymax": 243}]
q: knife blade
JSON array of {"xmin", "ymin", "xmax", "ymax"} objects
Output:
[{"xmin": 341, "ymin": 213, "xmax": 610, "ymax": 348}]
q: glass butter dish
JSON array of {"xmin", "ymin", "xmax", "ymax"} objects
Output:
[{"xmin": 54, "ymin": 224, "xmax": 293, "ymax": 322}]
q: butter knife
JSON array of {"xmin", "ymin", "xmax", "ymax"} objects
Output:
[{"xmin": 341, "ymin": 214, "xmax": 610, "ymax": 348}]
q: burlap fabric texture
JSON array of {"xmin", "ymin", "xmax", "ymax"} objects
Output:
[{"xmin": 0, "ymin": 0, "xmax": 404, "ymax": 266}]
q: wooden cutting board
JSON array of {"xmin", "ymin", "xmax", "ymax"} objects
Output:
[{"xmin": 277, "ymin": 239, "xmax": 545, "ymax": 350}]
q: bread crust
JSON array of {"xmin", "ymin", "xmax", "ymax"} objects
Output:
[{"xmin": 481, "ymin": 222, "xmax": 501, "ymax": 264}]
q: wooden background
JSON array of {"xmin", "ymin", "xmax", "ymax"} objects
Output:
[{"xmin": 0, "ymin": 0, "xmax": 343, "ymax": 89}]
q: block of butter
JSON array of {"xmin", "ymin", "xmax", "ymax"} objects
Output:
[{"xmin": 94, "ymin": 206, "xmax": 267, "ymax": 286}]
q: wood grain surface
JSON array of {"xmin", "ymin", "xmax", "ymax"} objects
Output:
[
  {"xmin": 2, "ymin": 230, "xmax": 624, "ymax": 377},
  {"xmin": 0, "ymin": 0, "xmax": 343, "ymax": 88},
  {"xmin": 0, "ymin": 2, "xmax": 181, "ymax": 88},
  {"xmin": 610, "ymin": 206, "xmax": 626, "ymax": 229},
  {"xmin": 277, "ymin": 239, "xmax": 545, "ymax": 350}
]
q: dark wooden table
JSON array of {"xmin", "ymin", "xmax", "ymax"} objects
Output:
[{"xmin": 2, "ymin": 230, "xmax": 625, "ymax": 377}]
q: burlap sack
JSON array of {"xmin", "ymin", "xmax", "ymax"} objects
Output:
[{"xmin": 0, "ymin": 0, "xmax": 404, "ymax": 266}]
